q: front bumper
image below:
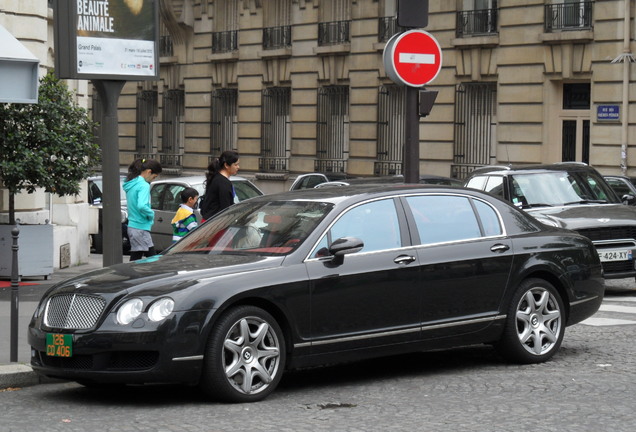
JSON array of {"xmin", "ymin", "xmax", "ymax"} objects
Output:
[{"xmin": 28, "ymin": 309, "xmax": 209, "ymax": 385}]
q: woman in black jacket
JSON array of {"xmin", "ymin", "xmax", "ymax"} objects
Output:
[{"xmin": 200, "ymin": 150, "xmax": 240, "ymax": 222}]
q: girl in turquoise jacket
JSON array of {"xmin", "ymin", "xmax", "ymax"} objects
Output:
[{"xmin": 123, "ymin": 158, "xmax": 162, "ymax": 261}]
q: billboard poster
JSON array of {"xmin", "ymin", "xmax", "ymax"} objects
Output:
[
  {"xmin": 76, "ymin": 0, "xmax": 156, "ymax": 76},
  {"xmin": 54, "ymin": 0, "xmax": 158, "ymax": 80}
]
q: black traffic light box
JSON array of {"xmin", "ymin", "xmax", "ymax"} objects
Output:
[{"xmin": 397, "ymin": 0, "xmax": 429, "ymax": 28}]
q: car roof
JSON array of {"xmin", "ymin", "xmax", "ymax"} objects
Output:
[
  {"xmin": 469, "ymin": 162, "xmax": 596, "ymax": 177},
  {"xmin": 260, "ymin": 183, "xmax": 487, "ymax": 206},
  {"xmin": 151, "ymin": 175, "xmax": 251, "ymax": 186}
]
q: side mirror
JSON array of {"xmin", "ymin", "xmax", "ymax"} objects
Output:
[
  {"xmin": 622, "ymin": 194, "xmax": 636, "ymax": 205},
  {"xmin": 328, "ymin": 236, "xmax": 364, "ymax": 265}
]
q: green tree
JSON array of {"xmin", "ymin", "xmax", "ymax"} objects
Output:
[{"xmin": 0, "ymin": 71, "xmax": 100, "ymax": 224}]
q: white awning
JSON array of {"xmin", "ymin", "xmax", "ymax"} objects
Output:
[{"xmin": 0, "ymin": 24, "xmax": 39, "ymax": 104}]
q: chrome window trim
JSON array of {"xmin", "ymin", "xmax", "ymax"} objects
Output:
[{"xmin": 304, "ymin": 192, "xmax": 508, "ymax": 263}]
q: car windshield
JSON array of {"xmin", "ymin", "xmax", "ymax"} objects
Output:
[
  {"xmin": 166, "ymin": 200, "xmax": 333, "ymax": 256},
  {"xmin": 510, "ymin": 170, "xmax": 620, "ymax": 207}
]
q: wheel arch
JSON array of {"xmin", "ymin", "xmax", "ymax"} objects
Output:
[{"xmin": 204, "ymin": 296, "xmax": 295, "ymax": 359}]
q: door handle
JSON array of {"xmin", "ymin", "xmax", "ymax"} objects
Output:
[
  {"xmin": 157, "ymin": 217, "xmax": 163, "ymax": 222},
  {"xmin": 394, "ymin": 255, "xmax": 416, "ymax": 265},
  {"xmin": 490, "ymin": 244, "xmax": 510, "ymax": 253}
]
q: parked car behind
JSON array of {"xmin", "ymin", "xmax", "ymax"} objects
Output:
[
  {"xmin": 29, "ymin": 184, "xmax": 603, "ymax": 402},
  {"xmin": 87, "ymin": 175, "xmax": 130, "ymax": 254},
  {"xmin": 300, "ymin": 173, "xmax": 463, "ymax": 189},
  {"xmin": 603, "ymin": 175, "xmax": 636, "ymax": 205},
  {"xmin": 149, "ymin": 175, "xmax": 263, "ymax": 251},
  {"xmin": 465, "ymin": 163, "xmax": 636, "ymax": 281}
]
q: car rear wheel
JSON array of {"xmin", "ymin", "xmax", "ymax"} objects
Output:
[
  {"xmin": 200, "ymin": 306, "xmax": 285, "ymax": 402},
  {"xmin": 496, "ymin": 278, "xmax": 565, "ymax": 364}
]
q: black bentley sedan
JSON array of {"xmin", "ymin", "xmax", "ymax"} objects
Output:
[{"xmin": 28, "ymin": 185, "xmax": 604, "ymax": 402}]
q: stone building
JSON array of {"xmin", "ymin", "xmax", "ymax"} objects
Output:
[
  {"xmin": 1, "ymin": 1, "xmax": 93, "ymax": 270},
  {"xmin": 107, "ymin": 0, "xmax": 636, "ymax": 193}
]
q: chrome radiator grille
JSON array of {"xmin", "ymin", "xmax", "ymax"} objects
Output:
[{"xmin": 44, "ymin": 294, "xmax": 106, "ymax": 330}]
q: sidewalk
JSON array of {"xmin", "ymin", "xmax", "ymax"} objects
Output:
[{"xmin": 0, "ymin": 253, "xmax": 109, "ymax": 388}]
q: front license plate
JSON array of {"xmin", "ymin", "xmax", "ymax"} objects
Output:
[
  {"xmin": 46, "ymin": 333, "xmax": 73, "ymax": 357},
  {"xmin": 598, "ymin": 249, "xmax": 632, "ymax": 262}
]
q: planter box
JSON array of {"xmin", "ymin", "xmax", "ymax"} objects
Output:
[{"xmin": 0, "ymin": 224, "xmax": 54, "ymax": 278}]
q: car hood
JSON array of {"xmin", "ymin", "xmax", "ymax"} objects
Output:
[
  {"xmin": 526, "ymin": 203, "xmax": 636, "ymax": 230},
  {"xmin": 49, "ymin": 253, "xmax": 285, "ymax": 296}
]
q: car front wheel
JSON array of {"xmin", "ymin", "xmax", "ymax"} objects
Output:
[
  {"xmin": 496, "ymin": 278, "xmax": 565, "ymax": 364},
  {"xmin": 200, "ymin": 306, "xmax": 286, "ymax": 403}
]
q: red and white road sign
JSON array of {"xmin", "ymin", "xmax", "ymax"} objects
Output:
[{"xmin": 383, "ymin": 30, "xmax": 442, "ymax": 87}]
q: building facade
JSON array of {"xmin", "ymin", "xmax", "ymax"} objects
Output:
[{"xmin": 107, "ymin": 0, "xmax": 636, "ymax": 191}]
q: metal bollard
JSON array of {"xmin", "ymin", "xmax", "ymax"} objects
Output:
[{"xmin": 10, "ymin": 223, "xmax": 20, "ymax": 363}]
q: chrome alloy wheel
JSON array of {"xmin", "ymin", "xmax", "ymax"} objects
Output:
[
  {"xmin": 222, "ymin": 316, "xmax": 282, "ymax": 395},
  {"xmin": 515, "ymin": 287, "xmax": 563, "ymax": 356}
]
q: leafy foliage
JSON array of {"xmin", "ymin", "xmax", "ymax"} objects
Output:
[{"xmin": 0, "ymin": 71, "xmax": 101, "ymax": 199}]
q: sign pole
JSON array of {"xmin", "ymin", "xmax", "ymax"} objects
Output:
[
  {"xmin": 93, "ymin": 80, "xmax": 126, "ymax": 267},
  {"xmin": 404, "ymin": 87, "xmax": 420, "ymax": 183}
]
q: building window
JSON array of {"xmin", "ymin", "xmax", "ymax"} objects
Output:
[
  {"xmin": 260, "ymin": 88, "xmax": 291, "ymax": 173},
  {"xmin": 263, "ymin": 0, "xmax": 292, "ymax": 50},
  {"xmin": 210, "ymin": 89, "xmax": 238, "ymax": 156},
  {"xmin": 318, "ymin": 0, "xmax": 351, "ymax": 46},
  {"xmin": 212, "ymin": 0, "xmax": 239, "ymax": 53},
  {"xmin": 563, "ymin": 83, "xmax": 590, "ymax": 109},
  {"xmin": 316, "ymin": 86, "xmax": 349, "ymax": 174},
  {"xmin": 545, "ymin": 1, "xmax": 593, "ymax": 32},
  {"xmin": 452, "ymin": 83, "xmax": 497, "ymax": 179},
  {"xmin": 160, "ymin": 89, "xmax": 185, "ymax": 170},
  {"xmin": 136, "ymin": 90, "xmax": 158, "ymax": 155},
  {"xmin": 376, "ymin": 85, "xmax": 405, "ymax": 176},
  {"xmin": 456, "ymin": 1, "xmax": 498, "ymax": 37}
]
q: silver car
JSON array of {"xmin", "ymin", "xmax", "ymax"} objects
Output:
[{"xmin": 149, "ymin": 175, "xmax": 263, "ymax": 251}]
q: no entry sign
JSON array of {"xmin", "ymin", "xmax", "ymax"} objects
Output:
[{"xmin": 383, "ymin": 30, "xmax": 442, "ymax": 87}]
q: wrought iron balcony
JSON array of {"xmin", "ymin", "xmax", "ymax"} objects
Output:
[
  {"xmin": 314, "ymin": 159, "xmax": 347, "ymax": 174},
  {"xmin": 374, "ymin": 161, "xmax": 403, "ymax": 177},
  {"xmin": 545, "ymin": 1, "xmax": 593, "ymax": 32},
  {"xmin": 318, "ymin": 20, "xmax": 350, "ymax": 46},
  {"xmin": 456, "ymin": 8, "xmax": 498, "ymax": 37},
  {"xmin": 263, "ymin": 26, "xmax": 292, "ymax": 50},
  {"xmin": 259, "ymin": 157, "xmax": 289, "ymax": 173},
  {"xmin": 212, "ymin": 30, "xmax": 238, "ymax": 53},
  {"xmin": 378, "ymin": 17, "xmax": 404, "ymax": 43}
]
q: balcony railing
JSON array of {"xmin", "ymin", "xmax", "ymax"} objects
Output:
[
  {"xmin": 314, "ymin": 159, "xmax": 347, "ymax": 174},
  {"xmin": 212, "ymin": 30, "xmax": 238, "ymax": 53},
  {"xmin": 263, "ymin": 26, "xmax": 292, "ymax": 50},
  {"xmin": 378, "ymin": 17, "xmax": 405, "ymax": 43},
  {"xmin": 318, "ymin": 20, "xmax": 350, "ymax": 46},
  {"xmin": 456, "ymin": 8, "xmax": 498, "ymax": 37},
  {"xmin": 545, "ymin": 1, "xmax": 593, "ymax": 32},
  {"xmin": 374, "ymin": 161, "xmax": 402, "ymax": 176},
  {"xmin": 259, "ymin": 157, "xmax": 289, "ymax": 173}
]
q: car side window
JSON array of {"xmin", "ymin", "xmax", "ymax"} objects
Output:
[
  {"xmin": 150, "ymin": 184, "xmax": 166, "ymax": 210},
  {"xmin": 605, "ymin": 178, "xmax": 632, "ymax": 197},
  {"xmin": 312, "ymin": 199, "xmax": 401, "ymax": 257},
  {"xmin": 233, "ymin": 181, "xmax": 261, "ymax": 202},
  {"xmin": 163, "ymin": 185, "xmax": 185, "ymax": 211},
  {"xmin": 473, "ymin": 200, "xmax": 503, "ymax": 237},
  {"xmin": 465, "ymin": 175, "xmax": 487, "ymax": 190},
  {"xmin": 406, "ymin": 195, "xmax": 482, "ymax": 245},
  {"xmin": 484, "ymin": 176, "xmax": 504, "ymax": 198}
]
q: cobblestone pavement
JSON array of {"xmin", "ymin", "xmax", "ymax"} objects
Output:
[{"xmin": 1, "ymin": 320, "xmax": 635, "ymax": 432}]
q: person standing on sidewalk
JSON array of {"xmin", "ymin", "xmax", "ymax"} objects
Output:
[
  {"xmin": 171, "ymin": 187, "xmax": 199, "ymax": 243},
  {"xmin": 199, "ymin": 150, "xmax": 239, "ymax": 222},
  {"xmin": 123, "ymin": 158, "xmax": 162, "ymax": 261}
]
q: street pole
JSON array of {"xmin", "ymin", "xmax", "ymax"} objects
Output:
[
  {"xmin": 93, "ymin": 80, "xmax": 126, "ymax": 267},
  {"xmin": 404, "ymin": 86, "xmax": 420, "ymax": 183},
  {"xmin": 10, "ymin": 223, "xmax": 20, "ymax": 362}
]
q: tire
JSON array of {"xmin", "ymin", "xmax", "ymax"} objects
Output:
[
  {"xmin": 495, "ymin": 278, "xmax": 565, "ymax": 364},
  {"xmin": 199, "ymin": 306, "xmax": 286, "ymax": 403}
]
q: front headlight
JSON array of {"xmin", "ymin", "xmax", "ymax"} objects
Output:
[
  {"xmin": 148, "ymin": 298, "xmax": 174, "ymax": 322},
  {"xmin": 116, "ymin": 298, "xmax": 143, "ymax": 325}
]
